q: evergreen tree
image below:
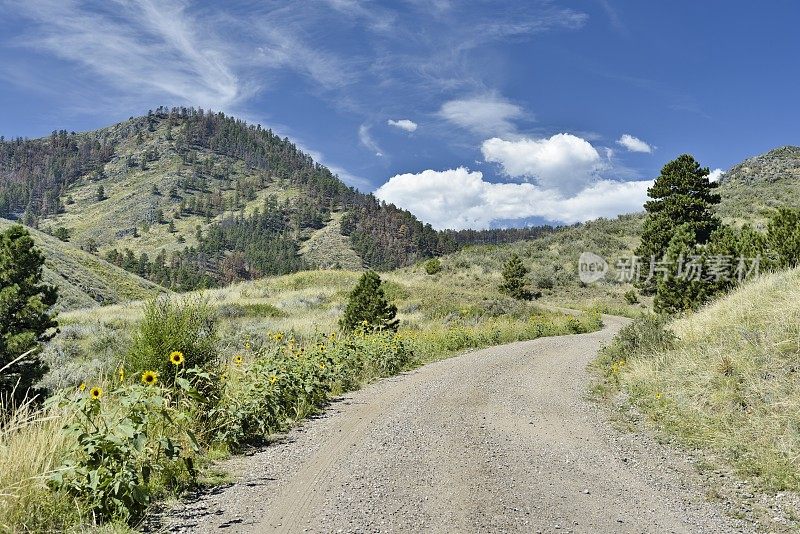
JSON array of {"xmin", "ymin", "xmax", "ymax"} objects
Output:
[
  {"xmin": 636, "ymin": 154, "xmax": 720, "ymax": 292},
  {"xmin": 767, "ymin": 208, "xmax": 800, "ymax": 268},
  {"xmin": 340, "ymin": 271, "xmax": 399, "ymax": 332},
  {"xmin": 0, "ymin": 225, "xmax": 58, "ymax": 403},
  {"xmin": 499, "ymin": 253, "xmax": 532, "ymax": 300},
  {"xmin": 96, "ymin": 184, "xmax": 106, "ymax": 201}
]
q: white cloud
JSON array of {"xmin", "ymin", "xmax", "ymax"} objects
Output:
[
  {"xmin": 481, "ymin": 133, "xmax": 605, "ymax": 195},
  {"xmin": 617, "ymin": 134, "xmax": 653, "ymax": 153},
  {"xmin": 439, "ymin": 95, "xmax": 524, "ymax": 135},
  {"xmin": 375, "ymin": 167, "xmax": 651, "ymax": 230},
  {"xmin": 358, "ymin": 124, "xmax": 384, "ymax": 156},
  {"xmin": 387, "ymin": 119, "xmax": 418, "ymax": 132},
  {"xmin": 708, "ymin": 168, "xmax": 724, "ymax": 182}
]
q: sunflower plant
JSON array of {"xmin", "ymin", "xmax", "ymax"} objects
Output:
[{"xmin": 49, "ymin": 382, "xmax": 198, "ymax": 524}]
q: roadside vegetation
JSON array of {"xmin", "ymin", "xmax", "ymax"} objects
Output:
[{"xmin": 0, "ymin": 224, "xmax": 601, "ymax": 532}]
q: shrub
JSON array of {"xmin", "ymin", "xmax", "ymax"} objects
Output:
[
  {"xmin": 424, "ymin": 258, "xmax": 442, "ymax": 275},
  {"xmin": 624, "ymin": 289, "xmax": 639, "ymax": 304},
  {"xmin": 597, "ymin": 314, "xmax": 676, "ymax": 379},
  {"xmin": 128, "ymin": 296, "xmax": 218, "ymax": 380}
]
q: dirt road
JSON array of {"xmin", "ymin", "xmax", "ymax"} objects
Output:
[{"xmin": 165, "ymin": 316, "xmax": 748, "ymax": 533}]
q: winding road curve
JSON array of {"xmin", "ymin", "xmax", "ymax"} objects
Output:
[{"xmin": 165, "ymin": 316, "xmax": 747, "ymax": 533}]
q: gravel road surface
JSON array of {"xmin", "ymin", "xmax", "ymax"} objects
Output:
[{"xmin": 164, "ymin": 316, "xmax": 749, "ymax": 533}]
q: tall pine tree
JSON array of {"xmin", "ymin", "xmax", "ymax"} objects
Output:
[{"xmin": 636, "ymin": 154, "xmax": 721, "ymax": 293}]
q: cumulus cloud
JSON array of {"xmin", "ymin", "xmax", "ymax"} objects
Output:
[
  {"xmin": 708, "ymin": 168, "xmax": 724, "ymax": 182},
  {"xmin": 617, "ymin": 134, "xmax": 653, "ymax": 153},
  {"xmin": 387, "ymin": 119, "xmax": 418, "ymax": 132},
  {"xmin": 439, "ymin": 95, "xmax": 524, "ymax": 135},
  {"xmin": 481, "ymin": 133, "xmax": 605, "ymax": 195},
  {"xmin": 375, "ymin": 167, "xmax": 651, "ymax": 230},
  {"xmin": 358, "ymin": 124, "xmax": 384, "ymax": 156}
]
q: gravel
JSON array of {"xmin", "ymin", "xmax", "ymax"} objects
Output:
[{"xmin": 160, "ymin": 316, "xmax": 753, "ymax": 533}]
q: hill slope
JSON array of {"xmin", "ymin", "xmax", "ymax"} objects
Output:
[
  {"xmin": 618, "ymin": 268, "xmax": 800, "ymax": 498},
  {"xmin": 0, "ymin": 219, "xmax": 165, "ymax": 311},
  {"xmin": 717, "ymin": 145, "xmax": 800, "ymax": 224}
]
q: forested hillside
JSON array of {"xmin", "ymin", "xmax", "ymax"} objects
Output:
[{"xmin": 3, "ymin": 108, "xmax": 548, "ymax": 289}]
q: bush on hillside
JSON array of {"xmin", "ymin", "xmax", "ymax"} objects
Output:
[
  {"xmin": 597, "ymin": 314, "xmax": 676, "ymax": 377},
  {"xmin": 128, "ymin": 296, "xmax": 218, "ymax": 381},
  {"xmin": 424, "ymin": 258, "xmax": 442, "ymax": 275}
]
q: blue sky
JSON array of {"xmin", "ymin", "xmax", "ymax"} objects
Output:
[{"xmin": 1, "ymin": 1, "xmax": 798, "ymax": 229}]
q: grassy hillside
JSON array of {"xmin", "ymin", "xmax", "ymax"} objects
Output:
[
  {"xmin": 0, "ymin": 219, "xmax": 165, "ymax": 311},
  {"xmin": 601, "ymin": 268, "xmax": 800, "ymax": 493}
]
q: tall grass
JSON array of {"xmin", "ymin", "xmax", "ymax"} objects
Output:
[{"xmin": 0, "ymin": 399, "xmax": 82, "ymax": 532}]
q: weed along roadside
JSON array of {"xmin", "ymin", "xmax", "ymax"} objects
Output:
[{"xmin": 0, "ymin": 267, "xmax": 602, "ymax": 532}]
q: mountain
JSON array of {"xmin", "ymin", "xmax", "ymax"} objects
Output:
[
  {"xmin": 0, "ymin": 108, "xmax": 552, "ymax": 291},
  {"xmin": 717, "ymin": 145, "xmax": 800, "ymax": 224},
  {"xmin": 0, "ymin": 218, "xmax": 164, "ymax": 312}
]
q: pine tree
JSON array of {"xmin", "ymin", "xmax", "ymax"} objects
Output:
[
  {"xmin": 340, "ymin": 271, "xmax": 399, "ymax": 332},
  {"xmin": 499, "ymin": 253, "xmax": 532, "ymax": 300},
  {"xmin": 636, "ymin": 154, "xmax": 721, "ymax": 293},
  {"xmin": 96, "ymin": 184, "xmax": 106, "ymax": 201},
  {"xmin": 0, "ymin": 225, "xmax": 58, "ymax": 403}
]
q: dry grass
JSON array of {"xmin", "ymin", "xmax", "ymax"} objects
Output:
[
  {"xmin": 621, "ymin": 268, "xmax": 800, "ymax": 491},
  {"xmin": 0, "ymin": 399, "xmax": 81, "ymax": 532}
]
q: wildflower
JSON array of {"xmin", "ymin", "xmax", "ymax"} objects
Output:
[
  {"xmin": 118, "ymin": 368, "xmax": 125, "ymax": 383},
  {"xmin": 220, "ymin": 372, "xmax": 228, "ymax": 381},
  {"xmin": 169, "ymin": 350, "xmax": 185, "ymax": 366},
  {"xmin": 655, "ymin": 392, "xmax": 663, "ymax": 400},
  {"xmin": 245, "ymin": 342, "xmax": 252, "ymax": 350},
  {"xmin": 89, "ymin": 386, "xmax": 103, "ymax": 400},
  {"xmin": 79, "ymin": 382, "xmax": 87, "ymax": 392},
  {"xmin": 269, "ymin": 374, "xmax": 278, "ymax": 385},
  {"xmin": 318, "ymin": 363, "xmax": 326, "ymax": 371},
  {"xmin": 233, "ymin": 354, "xmax": 244, "ymax": 366},
  {"xmin": 141, "ymin": 370, "xmax": 158, "ymax": 385}
]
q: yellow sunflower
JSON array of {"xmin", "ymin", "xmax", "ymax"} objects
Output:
[
  {"xmin": 233, "ymin": 354, "xmax": 244, "ymax": 366},
  {"xmin": 169, "ymin": 351, "xmax": 185, "ymax": 366},
  {"xmin": 78, "ymin": 382, "xmax": 87, "ymax": 392},
  {"xmin": 269, "ymin": 374, "xmax": 278, "ymax": 385},
  {"xmin": 89, "ymin": 386, "xmax": 103, "ymax": 399},
  {"xmin": 141, "ymin": 370, "xmax": 158, "ymax": 385}
]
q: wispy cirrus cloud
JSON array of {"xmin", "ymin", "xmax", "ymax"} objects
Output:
[
  {"xmin": 7, "ymin": 0, "xmax": 244, "ymax": 110},
  {"xmin": 358, "ymin": 124, "xmax": 384, "ymax": 157}
]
